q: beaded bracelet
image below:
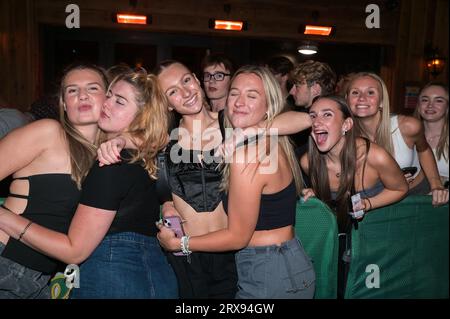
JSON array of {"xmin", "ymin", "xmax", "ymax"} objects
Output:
[
  {"xmin": 180, "ymin": 235, "xmax": 192, "ymax": 255},
  {"xmin": 18, "ymin": 221, "xmax": 33, "ymax": 241}
]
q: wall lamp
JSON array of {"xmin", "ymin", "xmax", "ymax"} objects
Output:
[{"xmin": 426, "ymin": 50, "xmax": 446, "ymax": 78}]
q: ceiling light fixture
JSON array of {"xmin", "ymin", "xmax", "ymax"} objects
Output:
[{"xmin": 298, "ymin": 42, "xmax": 318, "ymax": 55}]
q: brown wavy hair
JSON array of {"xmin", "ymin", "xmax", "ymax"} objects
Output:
[{"xmin": 290, "ymin": 60, "xmax": 337, "ymax": 95}]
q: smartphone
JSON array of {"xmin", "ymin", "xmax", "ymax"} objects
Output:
[
  {"xmin": 163, "ymin": 216, "xmax": 187, "ymax": 256},
  {"xmin": 401, "ymin": 166, "xmax": 418, "ymax": 176},
  {"xmin": 350, "ymin": 193, "xmax": 365, "ymax": 219}
]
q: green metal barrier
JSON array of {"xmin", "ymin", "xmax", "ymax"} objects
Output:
[
  {"xmin": 345, "ymin": 196, "xmax": 449, "ymax": 299},
  {"xmin": 295, "ymin": 198, "xmax": 339, "ymax": 299}
]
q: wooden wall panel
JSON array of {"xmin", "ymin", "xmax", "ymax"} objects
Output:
[{"xmin": 0, "ymin": 0, "xmax": 39, "ymax": 110}]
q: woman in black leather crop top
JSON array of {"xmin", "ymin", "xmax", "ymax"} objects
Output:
[
  {"xmin": 154, "ymin": 61, "xmax": 238, "ymax": 299},
  {"xmin": 97, "ymin": 61, "xmax": 312, "ymax": 299},
  {"xmin": 0, "ymin": 63, "xmax": 107, "ymax": 298},
  {"xmin": 0, "ymin": 70, "xmax": 178, "ymax": 299},
  {"xmin": 299, "ymin": 95, "xmax": 408, "ymax": 298},
  {"xmin": 158, "ymin": 65, "xmax": 316, "ymax": 299}
]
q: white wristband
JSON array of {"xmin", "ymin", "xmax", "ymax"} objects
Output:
[{"xmin": 180, "ymin": 236, "xmax": 192, "ymax": 255}]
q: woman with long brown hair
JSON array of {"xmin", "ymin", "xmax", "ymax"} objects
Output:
[
  {"xmin": 300, "ymin": 95, "xmax": 408, "ymax": 297},
  {"xmin": 413, "ymin": 83, "xmax": 449, "ymax": 186},
  {"xmin": 0, "ymin": 63, "xmax": 107, "ymax": 298}
]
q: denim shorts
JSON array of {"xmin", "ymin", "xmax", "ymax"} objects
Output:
[
  {"xmin": 70, "ymin": 232, "xmax": 178, "ymax": 299},
  {"xmin": 0, "ymin": 242, "xmax": 51, "ymax": 299},
  {"xmin": 235, "ymin": 237, "xmax": 315, "ymax": 299}
]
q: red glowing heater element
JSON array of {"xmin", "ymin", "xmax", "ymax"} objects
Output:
[
  {"xmin": 304, "ymin": 25, "xmax": 333, "ymax": 36},
  {"xmin": 116, "ymin": 14, "xmax": 148, "ymax": 25},
  {"xmin": 210, "ymin": 19, "xmax": 245, "ymax": 31}
]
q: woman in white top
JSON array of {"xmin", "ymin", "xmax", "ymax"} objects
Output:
[
  {"xmin": 346, "ymin": 72, "xmax": 448, "ymax": 206},
  {"xmin": 413, "ymin": 83, "xmax": 448, "ymax": 185}
]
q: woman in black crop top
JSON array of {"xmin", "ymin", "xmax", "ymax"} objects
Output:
[
  {"xmin": 158, "ymin": 65, "xmax": 316, "ymax": 299},
  {"xmin": 98, "ymin": 62, "xmax": 312, "ymax": 298},
  {"xmin": 0, "ymin": 70, "xmax": 178, "ymax": 299},
  {"xmin": 0, "ymin": 63, "xmax": 107, "ymax": 298},
  {"xmin": 299, "ymin": 95, "xmax": 408, "ymax": 297}
]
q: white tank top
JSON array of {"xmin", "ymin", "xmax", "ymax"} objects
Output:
[
  {"xmin": 412, "ymin": 148, "xmax": 449, "ymax": 180},
  {"xmin": 391, "ymin": 115, "xmax": 419, "ymax": 175}
]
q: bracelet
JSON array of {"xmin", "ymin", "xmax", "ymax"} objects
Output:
[
  {"xmin": 365, "ymin": 198, "xmax": 373, "ymax": 211},
  {"xmin": 431, "ymin": 187, "xmax": 446, "ymax": 192},
  {"xmin": 18, "ymin": 221, "xmax": 33, "ymax": 241},
  {"xmin": 180, "ymin": 236, "xmax": 192, "ymax": 255}
]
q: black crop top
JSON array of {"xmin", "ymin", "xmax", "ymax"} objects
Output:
[
  {"xmin": 166, "ymin": 139, "xmax": 223, "ymax": 213},
  {"xmin": 80, "ymin": 149, "xmax": 160, "ymax": 237},
  {"xmin": 1, "ymin": 174, "xmax": 79, "ymax": 274},
  {"xmin": 223, "ymin": 179, "xmax": 297, "ymax": 231}
]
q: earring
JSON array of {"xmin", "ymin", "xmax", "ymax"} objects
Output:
[
  {"xmin": 63, "ymin": 103, "xmax": 67, "ymax": 112},
  {"xmin": 342, "ymin": 129, "xmax": 347, "ymax": 136},
  {"xmin": 264, "ymin": 112, "xmax": 268, "ymax": 120}
]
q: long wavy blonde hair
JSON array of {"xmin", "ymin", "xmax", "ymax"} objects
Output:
[
  {"xmin": 221, "ymin": 65, "xmax": 303, "ymax": 195},
  {"xmin": 107, "ymin": 70, "xmax": 169, "ymax": 179},
  {"xmin": 59, "ymin": 63, "xmax": 108, "ymax": 188},
  {"xmin": 346, "ymin": 72, "xmax": 394, "ymax": 157}
]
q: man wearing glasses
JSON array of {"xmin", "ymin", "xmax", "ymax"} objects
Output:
[{"xmin": 201, "ymin": 53, "xmax": 234, "ymax": 112}]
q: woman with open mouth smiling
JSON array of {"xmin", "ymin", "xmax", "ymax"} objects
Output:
[{"xmin": 299, "ymin": 95, "xmax": 408, "ymax": 298}]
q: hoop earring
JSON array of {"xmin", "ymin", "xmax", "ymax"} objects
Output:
[
  {"xmin": 264, "ymin": 112, "xmax": 268, "ymax": 120},
  {"xmin": 63, "ymin": 103, "xmax": 67, "ymax": 112}
]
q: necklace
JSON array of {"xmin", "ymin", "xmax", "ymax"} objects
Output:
[{"xmin": 427, "ymin": 134, "xmax": 440, "ymax": 141}]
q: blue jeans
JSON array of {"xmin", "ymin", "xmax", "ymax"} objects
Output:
[
  {"xmin": 235, "ymin": 237, "xmax": 315, "ymax": 299},
  {"xmin": 0, "ymin": 242, "xmax": 51, "ymax": 299},
  {"xmin": 70, "ymin": 232, "xmax": 178, "ymax": 299}
]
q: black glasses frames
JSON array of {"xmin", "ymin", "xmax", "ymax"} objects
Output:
[{"xmin": 203, "ymin": 72, "xmax": 231, "ymax": 82}]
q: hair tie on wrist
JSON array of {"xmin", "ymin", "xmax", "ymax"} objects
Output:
[{"xmin": 18, "ymin": 221, "xmax": 33, "ymax": 241}]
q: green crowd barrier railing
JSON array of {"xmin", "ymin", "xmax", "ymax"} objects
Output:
[
  {"xmin": 345, "ymin": 195, "xmax": 448, "ymax": 299},
  {"xmin": 295, "ymin": 197, "xmax": 339, "ymax": 299},
  {"xmin": 295, "ymin": 195, "xmax": 448, "ymax": 299}
]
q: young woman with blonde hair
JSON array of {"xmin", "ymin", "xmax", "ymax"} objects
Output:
[
  {"xmin": 158, "ymin": 65, "xmax": 315, "ymax": 299},
  {"xmin": 0, "ymin": 70, "xmax": 178, "ymax": 298},
  {"xmin": 346, "ymin": 72, "xmax": 448, "ymax": 206}
]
